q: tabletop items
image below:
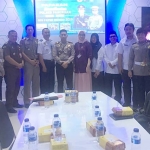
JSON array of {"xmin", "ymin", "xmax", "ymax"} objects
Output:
[{"xmin": 17, "ymin": 92, "xmax": 147, "ymax": 150}]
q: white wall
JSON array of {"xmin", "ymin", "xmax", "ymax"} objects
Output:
[
  {"xmin": 0, "ymin": 0, "xmax": 23, "ymax": 47},
  {"xmin": 118, "ymin": 0, "xmax": 150, "ymax": 38}
]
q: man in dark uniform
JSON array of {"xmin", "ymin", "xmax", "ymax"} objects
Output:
[
  {"xmin": 74, "ymin": 5, "xmax": 89, "ymax": 29},
  {"xmin": 52, "ymin": 29, "xmax": 75, "ymax": 92},
  {"xmin": 20, "ymin": 25, "xmax": 40, "ymax": 108},
  {"xmin": 2, "ymin": 30, "xmax": 24, "ymax": 113}
]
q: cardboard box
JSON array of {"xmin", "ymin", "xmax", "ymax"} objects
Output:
[
  {"xmin": 112, "ymin": 107, "xmax": 133, "ymax": 116},
  {"xmin": 38, "ymin": 125, "xmax": 52, "ymax": 143},
  {"xmin": 65, "ymin": 90, "xmax": 78, "ymax": 103},
  {"xmin": 86, "ymin": 120, "xmax": 106, "ymax": 137},
  {"xmin": 99, "ymin": 134, "xmax": 125, "ymax": 150},
  {"xmin": 38, "ymin": 100, "xmax": 54, "ymax": 106},
  {"xmin": 86, "ymin": 120, "xmax": 97, "ymax": 137},
  {"xmin": 50, "ymin": 135, "xmax": 68, "ymax": 150}
]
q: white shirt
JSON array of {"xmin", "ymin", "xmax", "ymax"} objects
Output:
[
  {"xmin": 117, "ymin": 35, "xmax": 137, "ymax": 70},
  {"xmin": 37, "ymin": 39, "xmax": 54, "ymax": 60},
  {"xmin": 103, "ymin": 43, "xmax": 119, "ymax": 74},
  {"xmin": 94, "ymin": 47, "xmax": 104, "ymax": 72}
]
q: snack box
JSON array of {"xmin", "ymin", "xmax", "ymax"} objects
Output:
[
  {"xmin": 86, "ymin": 120, "xmax": 106, "ymax": 137},
  {"xmin": 38, "ymin": 125, "xmax": 52, "ymax": 143},
  {"xmin": 99, "ymin": 134, "xmax": 126, "ymax": 150},
  {"xmin": 112, "ymin": 107, "xmax": 133, "ymax": 116},
  {"xmin": 50, "ymin": 134, "xmax": 68, "ymax": 150}
]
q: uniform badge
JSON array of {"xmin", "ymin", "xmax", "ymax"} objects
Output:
[
  {"xmin": 28, "ymin": 48, "xmax": 30, "ymax": 50},
  {"xmin": 13, "ymin": 53, "xmax": 15, "ymax": 55},
  {"xmin": 77, "ymin": 54, "xmax": 81, "ymax": 58},
  {"xmin": 19, "ymin": 53, "xmax": 22, "ymax": 58}
]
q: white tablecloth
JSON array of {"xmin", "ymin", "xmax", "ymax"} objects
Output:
[{"xmin": 12, "ymin": 92, "xmax": 150, "ymax": 150}]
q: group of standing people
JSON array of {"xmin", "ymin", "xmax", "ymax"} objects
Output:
[{"xmin": 1, "ymin": 23, "xmax": 150, "ymax": 113}]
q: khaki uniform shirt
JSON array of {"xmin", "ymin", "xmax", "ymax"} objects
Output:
[
  {"xmin": 20, "ymin": 37, "xmax": 38, "ymax": 60},
  {"xmin": 52, "ymin": 41, "xmax": 75, "ymax": 64},
  {"xmin": 128, "ymin": 41, "xmax": 150, "ymax": 76},
  {"xmin": 2, "ymin": 41, "xmax": 23, "ymax": 68}
]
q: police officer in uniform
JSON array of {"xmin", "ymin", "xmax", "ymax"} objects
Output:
[
  {"xmin": 38, "ymin": 28, "xmax": 55, "ymax": 93},
  {"xmin": 52, "ymin": 29, "xmax": 75, "ymax": 92},
  {"xmin": 2, "ymin": 30, "xmax": 24, "ymax": 113},
  {"xmin": 74, "ymin": 5, "xmax": 89, "ymax": 29},
  {"xmin": 20, "ymin": 25, "xmax": 40, "ymax": 108},
  {"xmin": 128, "ymin": 28, "xmax": 150, "ymax": 110}
]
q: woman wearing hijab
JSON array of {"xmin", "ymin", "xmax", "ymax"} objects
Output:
[
  {"xmin": 74, "ymin": 31, "xmax": 92, "ymax": 92},
  {"xmin": 90, "ymin": 33, "xmax": 104, "ymax": 91}
]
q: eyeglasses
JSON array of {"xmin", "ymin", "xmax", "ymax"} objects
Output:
[
  {"xmin": 79, "ymin": 34, "xmax": 85, "ymax": 36},
  {"xmin": 110, "ymin": 36, "xmax": 116, "ymax": 38}
]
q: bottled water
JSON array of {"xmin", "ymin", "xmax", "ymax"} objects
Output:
[
  {"xmin": 92, "ymin": 91, "xmax": 97, "ymax": 108},
  {"xmin": 23, "ymin": 118, "xmax": 30, "ymax": 144},
  {"xmin": 131, "ymin": 128, "xmax": 141, "ymax": 150},
  {"xmin": 92, "ymin": 91, "xmax": 97, "ymax": 100},
  {"xmin": 71, "ymin": 90, "xmax": 76, "ymax": 103},
  {"xmin": 28, "ymin": 126, "xmax": 38, "ymax": 150},
  {"xmin": 44, "ymin": 92, "xmax": 50, "ymax": 108},
  {"xmin": 52, "ymin": 114, "xmax": 62, "ymax": 141},
  {"xmin": 65, "ymin": 88, "xmax": 71, "ymax": 103},
  {"xmin": 95, "ymin": 117, "xmax": 104, "ymax": 140},
  {"xmin": 95, "ymin": 105, "xmax": 101, "ymax": 117}
]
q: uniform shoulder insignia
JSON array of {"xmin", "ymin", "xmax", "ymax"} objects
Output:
[
  {"xmin": 55, "ymin": 41, "xmax": 60, "ymax": 44},
  {"xmin": 2, "ymin": 43, "xmax": 7, "ymax": 49},
  {"xmin": 132, "ymin": 42, "xmax": 137, "ymax": 45}
]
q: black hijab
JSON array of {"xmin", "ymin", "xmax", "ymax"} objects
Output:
[{"xmin": 90, "ymin": 33, "xmax": 102, "ymax": 59}]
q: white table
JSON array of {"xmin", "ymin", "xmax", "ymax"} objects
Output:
[{"xmin": 12, "ymin": 92, "xmax": 150, "ymax": 150}]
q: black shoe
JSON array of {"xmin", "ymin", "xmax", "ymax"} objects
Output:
[
  {"xmin": 6, "ymin": 107, "xmax": 17, "ymax": 113},
  {"xmin": 25, "ymin": 104, "xmax": 30, "ymax": 108},
  {"xmin": 13, "ymin": 103, "xmax": 24, "ymax": 108},
  {"xmin": 132, "ymin": 107, "xmax": 138, "ymax": 112}
]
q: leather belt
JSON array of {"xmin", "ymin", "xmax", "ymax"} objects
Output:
[{"xmin": 135, "ymin": 61, "xmax": 147, "ymax": 66}]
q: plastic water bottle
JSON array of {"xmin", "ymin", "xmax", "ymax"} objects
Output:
[
  {"xmin": 96, "ymin": 117, "xmax": 104, "ymax": 140},
  {"xmin": 92, "ymin": 91, "xmax": 97, "ymax": 108},
  {"xmin": 44, "ymin": 92, "xmax": 50, "ymax": 108},
  {"xmin": 131, "ymin": 128, "xmax": 141, "ymax": 150},
  {"xmin": 65, "ymin": 88, "xmax": 71, "ymax": 103},
  {"xmin": 71, "ymin": 90, "xmax": 76, "ymax": 103},
  {"xmin": 95, "ymin": 105, "xmax": 101, "ymax": 117},
  {"xmin": 23, "ymin": 118, "xmax": 30, "ymax": 144},
  {"xmin": 52, "ymin": 114, "xmax": 62, "ymax": 141},
  {"xmin": 28, "ymin": 126, "xmax": 38, "ymax": 150}
]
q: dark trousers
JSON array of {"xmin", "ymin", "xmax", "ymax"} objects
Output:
[
  {"xmin": 0, "ymin": 76, "xmax": 2, "ymax": 100},
  {"xmin": 4, "ymin": 67, "xmax": 21, "ymax": 108},
  {"xmin": 122, "ymin": 70, "xmax": 132, "ymax": 106},
  {"xmin": 92, "ymin": 71, "xmax": 104, "ymax": 92},
  {"xmin": 105, "ymin": 73, "xmax": 122, "ymax": 103},
  {"xmin": 40, "ymin": 60, "xmax": 55, "ymax": 94},
  {"xmin": 56, "ymin": 63, "xmax": 73, "ymax": 93},
  {"xmin": 133, "ymin": 75, "xmax": 150, "ymax": 108}
]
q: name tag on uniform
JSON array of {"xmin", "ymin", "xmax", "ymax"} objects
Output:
[
  {"xmin": 77, "ymin": 54, "xmax": 81, "ymax": 58},
  {"xmin": 44, "ymin": 46, "xmax": 50, "ymax": 54},
  {"xmin": 0, "ymin": 59, "xmax": 4, "ymax": 63}
]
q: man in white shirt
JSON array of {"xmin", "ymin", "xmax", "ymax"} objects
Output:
[
  {"xmin": 38, "ymin": 28, "xmax": 55, "ymax": 93},
  {"xmin": 104, "ymin": 31, "xmax": 122, "ymax": 103},
  {"xmin": 118, "ymin": 23, "xmax": 137, "ymax": 107}
]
